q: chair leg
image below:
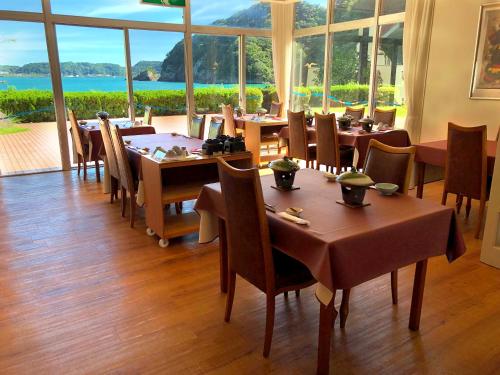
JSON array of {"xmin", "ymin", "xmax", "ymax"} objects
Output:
[
  {"xmin": 391, "ymin": 270, "xmax": 398, "ymax": 305},
  {"xmin": 121, "ymin": 187, "xmax": 127, "ymax": 218},
  {"xmin": 95, "ymin": 160, "xmax": 101, "ymax": 183},
  {"xmin": 110, "ymin": 178, "xmax": 115, "ymax": 204},
  {"xmin": 77, "ymin": 155, "xmax": 81, "ymax": 176},
  {"xmin": 175, "ymin": 202, "xmax": 183, "ymax": 214},
  {"xmin": 465, "ymin": 196, "xmax": 472, "ymax": 218},
  {"xmin": 456, "ymin": 194, "xmax": 463, "ymax": 214},
  {"xmin": 263, "ymin": 294, "xmax": 276, "ymax": 358},
  {"xmin": 295, "ymin": 290, "xmax": 300, "ymax": 297},
  {"xmin": 475, "ymin": 199, "xmax": 486, "ymax": 239},
  {"xmin": 224, "ymin": 271, "xmax": 236, "ymax": 322},
  {"xmin": 129, "ymin": 196, "xmax": 136, "ymax": 228},
  {"xmin": 83, "ymin": 159, "xmax": 88, "ymax": 181},
  {"xmin": 441, "ymin": 190, "xmax": 448, "ymax": 206},
  {"xmin": 340, "ymin": 289, "xmax": 350, "ymax": 329},
  {"xmin": 283, "ymin": 291, "xmax": 288, "ymax": 299}
]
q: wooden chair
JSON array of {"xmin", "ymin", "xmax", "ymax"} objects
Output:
[
  {"xmin": 208, "ymin": 117, "xmax": 224, "ymax": 139},
  {"xmin": 373, "ymin": 108, "xmax": 397, "ymax": 127},
  {"xmin": 99, "ymin": 119, "xmax": 120, "ymax": 203},
  {"xmin": 442, "ymin": 123, "xmax": 487, "ymax": 239},
  {"xmin": 315, "ymin": 113, "xmax": 354, "ymax": 173},
  {"xmin": 340, "ymin": 139, "xmax": 416, "ymax": 329},
  {"xmin": 68, "ymin": 109, "xmax": 100, "ymax": 182},
  {"xmin": 143, "ymin": 106, "xmax": 153, "ymax": 125},
  {"xmin": 269, "ymin": 102, "xmax": 283, "ymax": 117},
  {"xmin": 345, "ymin": 106, "xmax": 365, "ymax": 126},
  {"xmin": 287, "ymin": 110, "xmax": 316, "ymax": 168},
  {"xmin": 217, "ymin": 158, "xmax": 315, "ymax": 357},
  {"xmin": 221, "ymin": 104, "xmax": 243, "ymax": 137},
  {"xmin": 189, "ymin": 114, "xmax": 206, "ymax": 139}
]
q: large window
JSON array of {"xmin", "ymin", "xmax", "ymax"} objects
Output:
[
  {"xmin": 295, "ymin": 0, "xmax": 328, "ymax": 29},
  {"xmin": 381, "ymin": 0, "xmax": 406, "ymax": 15},
  {"xmin": 333, "ymin": 0, "xmax": 375, "ymax": 23},
  {"xmin": 329, "ymin": 27, "xmax": 373, "ymax": 116},
  {"xmin": 291, "ymin": 35, "xmax": 325, "ymax": 112},
  {"xmin": 191, "ymin": 0, "xmax": 270, "ymax": 28},
  {"xmin": 51, "ymin": 0, "xmax": 183, "ymax": 23},
  {"xmin": 192, "ymin": 34, "xmax": 239, "ymax": 114},
  {"xmin": 0, "ymin": 0, "xmax": 41, "ymax": 12},
  {"xmin": 246, "ymin": 37, "xmax": 274, "ymax": 113}
]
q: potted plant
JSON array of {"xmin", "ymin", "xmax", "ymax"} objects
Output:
[
  {"xmin": 336, "ymin": 167, "xmax": 374, "ymax": 206},
  {"xmin": 269, "ymin": 157, "xmax": 300, "ymax": 190}
]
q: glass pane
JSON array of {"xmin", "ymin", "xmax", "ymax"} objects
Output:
[
  {"xmin": 192, "ymin": 34, "xmax": 239, "ymax": 114},
  {"xmin": 375, "ymin": 23, "xmax": 405, "ymax": 127},
  {"xmin": 191, "ymin": 0, "xmax": 270, "ymax": 28},
  {"xmin": 295, "ymin": 0, "xmax": 327, "ymax": 30},
  {"xmin": 381, "ymin": 0, "xmax": 406, "ymax": 15},
  {"xmin": 51, "ymin": 0, "xmax": 183, "ymax": 23},
  {"xmin": 246, "ymin": 37, "xmax": 274, "ymax": 114},
  {"xmin": 291, "ymin": 35, "xmax": 325, "ymax": 113},
  {"xmin": 0, "ymin": 0, "xmax": 41, "ymax": 12},
  {"xmin": 56, "ymin": 25, "xmax": 128, "ymax": 162},
  {"xmin": 0, "ymin": 21, "xmax": 61, "ymax": 175},
  {"xmin": 333, "ymin": 0, "xmax": 375, "ymax": 23},
  {"xmin": 129, "ymin": 30, "xmax": 186, "ymax": 133},
  {"xmin": 328, "ymin": 28, "xmax": 373, "ymax": 117}
]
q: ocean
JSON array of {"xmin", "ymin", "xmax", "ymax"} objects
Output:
[{"xmin": 0, "ymin": 76, "xmax": 246, "ymax": 92}]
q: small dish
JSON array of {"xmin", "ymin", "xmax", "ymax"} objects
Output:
[
  {"xmin": 323, "ymin": 172, "xmax": 337, "ymax": 182},
  {"xmin": 375, "ymin": 183, "xmax": 399, "ymax": 196},
  {"xmin": 286, "ymin": 207, "xmax": 303, "ymax": 217},
  {"xmin": 79, "ymin": 120, "xmax": 87, "ymax": 125}
]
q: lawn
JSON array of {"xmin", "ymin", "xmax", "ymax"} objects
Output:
[{"xmin": 0, "ymin": 121, "xmax": 29, "ymax": 135}]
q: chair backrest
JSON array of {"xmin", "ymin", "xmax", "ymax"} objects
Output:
[
  {"xmin": 99, "ymin": 119, "xmax": 120, "ymax": 180},
  {"xmin": 189, "ymin": 114, "xmax": 206, "ymax": 139},
  {"xmin": 208, "ymin": 117, "xmax": 224, "ymax": 139},
  {"xmin": 363, "ymin": 139, "xmax": 416, "ymax": 194},
  {"xmin": 217, "ymin": 158, "xmax": 274, "ymax": 292},
  {"xmin": 373, "ymin": 108, "xmax": 396, "ymax": 127},
  {"xmin": 444, "ymin": 122, "xmax": 487, "ymax": 200},
  {"xmin": 221, "ymin": 104, "xmax": 237, "ymax": 137},
  {"xmin": 110, "ymin": 123, "xmax": 135, "ymax": 194},
  {"xmin": 315, "ymin": 113, "xmax": 340, "ymax": 170},
  {"xmin": 68, "ymin": 109, "xmax": 85, "ymax": 156},
  {"xmin": 143, "ymin": 106, "xmax": 153, "ymax": 125},
  {"xmin": 345, "ymin": 106, "xmax": 365, "ymax": 125},
  {"xmin": 287, "ymin": 110, "xmax": 309, "ymax": 161},
  {"xmin": 269, "ymin": 102, "xmax": 283, "ymax": 117}
]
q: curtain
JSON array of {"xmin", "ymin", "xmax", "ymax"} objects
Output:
[
  {"xmin": 271, "ymin": 3, "xmax": 294, "ymax": 114},
  {"xmin": 403, "ymin": 0, "xmax": 435, "ymax": 143}
]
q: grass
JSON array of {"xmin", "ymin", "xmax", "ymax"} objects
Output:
[{"xmin": 0, "ymin": 121, "xmax": 29, "ymax": 135}]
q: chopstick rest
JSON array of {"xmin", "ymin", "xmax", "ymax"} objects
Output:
[{"xmin": 277, "ymin": 212, "xmax": 310, "ymax": 226}]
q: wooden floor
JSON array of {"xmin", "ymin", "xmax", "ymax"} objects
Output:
[{"xmin": 0, "ymin": 170, "xmax": 499, "ymax": 374}]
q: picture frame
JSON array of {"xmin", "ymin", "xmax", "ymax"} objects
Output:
[
  {"xmin": 151, "ymin": 146, "xmax": 168, "ymax": 162},
  {"xmin": 470, "ymin": 3, "xmax": 500, "ymax": 100}
]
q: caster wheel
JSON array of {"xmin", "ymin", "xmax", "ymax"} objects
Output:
[
  {"xmin": 159, "ymin": 239, "xmax": 169, "ymax": 248},
  {"xmin": 146, "ymin": 228, "xmax": 155, "ymax": 236}
]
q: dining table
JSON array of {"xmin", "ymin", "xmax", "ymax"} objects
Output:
[
  {"xmin": 123, "ymin": 133, "xmax": 252, "ymax": 247},
  {"xmin": 415, "ymin": 140, "xmax": 497, "ymax": 198},
  {"xmin": 278, "ymin": 126, "xmax": 411, "ymax": 168},
  {"xmin": 194, "ymin": 168, "xmax": 466, "ymax": 374}
]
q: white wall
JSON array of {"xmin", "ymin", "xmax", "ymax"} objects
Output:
[{"xmin": 420, "ymin": 0, "xmax": 500, "ymax": 142}]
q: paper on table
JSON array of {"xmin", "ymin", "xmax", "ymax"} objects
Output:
[{"xmin": 277, "ymin": 212, "xmax": 310, "ymax": 226}]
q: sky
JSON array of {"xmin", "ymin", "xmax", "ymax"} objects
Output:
[{"xmin": 0, "ymin": 0, "xmax": 273, "ymax": 66}]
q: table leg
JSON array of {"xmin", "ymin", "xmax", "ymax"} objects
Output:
[
  {"xmin": 317, "ymin": 291, "xmax": 337, "ymax": 375},
  {"xmin": 416, "ymin": 162, "xmax": 426, "ymax": 199},
  {"xmin": 218, "ymin": 218, "xmax": 228, "ymax": 294},
  {"xmin": 409, "ymin": 259, "xmax": 428, "ymax": 331}
]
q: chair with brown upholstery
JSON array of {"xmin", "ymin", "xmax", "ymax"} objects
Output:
[
  {"xmin": 373, "ymin": 108, "xmax": 397, "ymax": 127},
  {"xmin": 442, "ymin": 123, "xmax": 487, "ymax": 239},
  {"xmin": 345, "ymin": 106, "xmax": 365, "ymax": 126},
  {"xmin": 99, "ymin": 119, "xmax": 120, "ymax": 203},
  {"xmin": 221, "ymin": 104, "xmax": 243, "ymax": 137},
  {"xmin": 143, "ymin": 106, "xmax": 153, "ymax": 125},
  {"xmin": 68, "ymin": 109, "xmax": 100, "ymax": 182},
  {"xmin": 340, "ymin": 139, "xmax": 416, "ymax": 329},
  {"xmin": 208, "ymin": 117, "xmax": 224, "ymax": 139},
  {"xmin": 315, "ymin": 113, "xmax": 354, "ymax": 173},
  {"xmin": 269, "ymin": 102, "xmax": 283, "ymax": 117},
  {"xmin": 287, "ymin": 110, "xmax": 316, "ymax": 168},
  {"xmin": 217, "ymin": 158, "xmax": 315, "ymax": 358},
  {"xmin": 189, "ymin": 114, "xmax": 206, "ymax": 139}
]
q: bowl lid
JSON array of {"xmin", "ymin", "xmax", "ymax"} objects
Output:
[{"xmin": 336, "ymin": 167, "xmax": 374, "ymax": 187}]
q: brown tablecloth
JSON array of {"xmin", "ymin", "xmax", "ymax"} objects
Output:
[
  {"xmin": 77, "ymin": 121, "xmax": 156, "ymax": 161},
  {"xmin": 195, "ymin": 169, "xmax": 465, "ymax": 303},
  {"xmin": 278, "ymin": 127, "xmax": 411, "ymax": 168},
  {"xmin": 415, "ymin": 140, "xmax": 497, "ymax": 175}
]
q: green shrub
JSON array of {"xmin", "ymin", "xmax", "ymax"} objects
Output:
[
  {"xmin": 261, "ymin": 86, "xmax": 278, "ymax": 110},
  {"xmin": 135, "ymin": 89, "xmax": 187, "ymax": 116},
  {"xmin": 291, "ymin": 86, "xmax": 311, "ymax": 111},
  {"xmin": 0, "ymin": 89, "xmax": 55, "ymax": 122},
  {"xmin": 246, "ymin": 86, "xmax": 263, "ymax": 113},
  {"xmin": 65, "ymin": 91, "xmax": 128, "ymax": 119}
]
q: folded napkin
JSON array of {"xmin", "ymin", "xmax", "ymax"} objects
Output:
[{"xmin": 277, "ymin": 212, "xmax": 310, "ymax": 226}]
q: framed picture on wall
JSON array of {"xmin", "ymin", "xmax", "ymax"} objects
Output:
[{"xmin": 470, "ymin": 3, "xmax": 500, "ymax": 100}]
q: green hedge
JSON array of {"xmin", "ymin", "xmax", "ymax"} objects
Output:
[{"xmin": 0, "ymin": 84, "xmax": 398, "ymax": 123}]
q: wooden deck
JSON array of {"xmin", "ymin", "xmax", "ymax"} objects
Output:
[
  {"xmin": 0, "ymin": 171, "xmax": 498, "ymax": 374},
  {"xmin": 0, "ymin": 115, "xmax": 190, "ymax": 176}
]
